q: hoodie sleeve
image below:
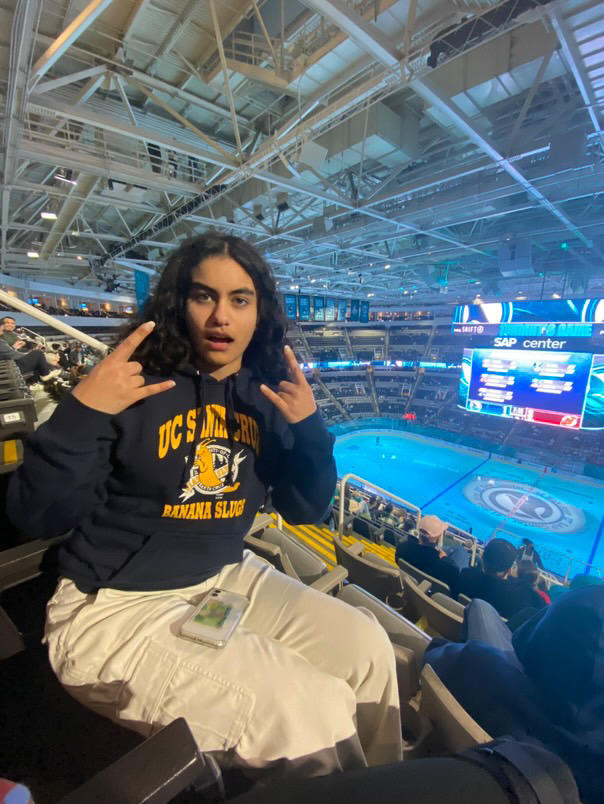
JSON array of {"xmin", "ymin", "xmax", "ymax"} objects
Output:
[
  {"xmin": 7, "ymin": 392, "xmax": 116, "ymax": 540},
  {"xmin": 269, "ymin": 409, "xmax": 336, "ymax": 525}
]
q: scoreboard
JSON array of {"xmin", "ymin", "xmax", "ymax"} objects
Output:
[{"xmin": 454, "ymin": 299, "xmax": 604, "ymax": 430}]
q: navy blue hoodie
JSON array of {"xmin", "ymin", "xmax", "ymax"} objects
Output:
[{"xmin": 7, "ymin": 365, "xmax": 336, "ymax": 592}]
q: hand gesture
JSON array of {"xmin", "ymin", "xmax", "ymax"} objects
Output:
[
  {"xmin": 72, "ymin": 321, "xmax": 175, "ymax": 415},
  {"xmin": 14, "ymin": 340, "xmax": 26, "ymax": 349},
  {"xmin": 260, "ymin": 345, "xmax": 317, "ymax": 424}
]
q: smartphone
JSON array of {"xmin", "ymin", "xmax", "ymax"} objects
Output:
[{"xmin": 179, "ymin": 588, "xmax": 249, "ymax": 648}]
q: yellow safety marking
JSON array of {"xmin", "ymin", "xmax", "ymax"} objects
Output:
[{"xmin": 2, "ymin": 440, "xmax": 18, "ymax": 464}]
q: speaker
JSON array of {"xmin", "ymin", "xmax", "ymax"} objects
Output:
[{"xmin": 499, "ymin": 239, "xmax": 533, "ymax": 277}]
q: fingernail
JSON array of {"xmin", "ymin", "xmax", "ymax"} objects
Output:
[
  {"xmin": 284, "ymin": 345, "xmax": 291, "ymax": 352},
  {"xmin": 144, "ymin": 321, "xmax": 155, "ymax": 329}
]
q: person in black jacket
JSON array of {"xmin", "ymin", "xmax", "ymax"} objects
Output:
[
  {"xmin": 396, "ymin": 514, "xmax": 463, "ymax": 590},
  {"xmin": 7, "ymin": 234, "xmax": 401, "ymax": 779},
  {"xmin": 457, "ymin": 538, "xmax": 545, "ymax": 618},
  {"xmin": 516, "ymin": 538, "xmax": 544, "ymax": 570}
]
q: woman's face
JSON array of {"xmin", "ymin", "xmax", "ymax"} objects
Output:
[{"xmin": 186, "ymin": 255, "xmax": 258, "ymax": 379}]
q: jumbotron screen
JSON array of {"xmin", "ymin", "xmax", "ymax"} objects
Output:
[{"xmin": 459, "ymin": 348, "xmax": 604, "ymax": 429}]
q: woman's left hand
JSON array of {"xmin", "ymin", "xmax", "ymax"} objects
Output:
[{"xmin": 260, "ymin": 345, "xmax": 317, "ymax": 424}]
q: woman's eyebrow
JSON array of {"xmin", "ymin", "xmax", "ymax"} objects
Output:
[{"xmin": 190, "ymin": 281, "xmax": 255, "ymax": 296}]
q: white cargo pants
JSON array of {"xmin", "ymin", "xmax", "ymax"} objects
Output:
[{"xmin": 44, "ymin": 551, "xmax": 402, "ymax": 779}]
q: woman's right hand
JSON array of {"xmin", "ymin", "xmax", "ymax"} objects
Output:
[{"xmin": 72, "ymin": 322, "xmax": 175, "ymax": 415}]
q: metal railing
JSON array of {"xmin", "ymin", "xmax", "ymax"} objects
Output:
[
  {"xmin": 338, "ymin": 473, "xmax": 420, "ymax": 537},
  {"xmin": 491, "ymin": 527, "xmax": 603, "ymax": 585},
  {"xmin": 0, "ymin": 290, "xmax": 109, "ymax": 354}
]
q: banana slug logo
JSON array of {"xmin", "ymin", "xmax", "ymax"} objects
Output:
[{"xmin": 180, "ymin": 439, "xmax": 246, "ymax": 501}]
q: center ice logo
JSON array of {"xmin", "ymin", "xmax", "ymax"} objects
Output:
[{"xmin": 463, "ymin": 477, "xmax": 585, "ymax": 533}]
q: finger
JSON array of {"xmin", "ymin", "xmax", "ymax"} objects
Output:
[
  {"xmin": 284, "ymin": 345, "xmax": 305, "ymax": 384},
  {"xmin": 260, "ymin": 383, "xmax": 290, "ymax": 417},
  {"xmin": 134, "ymin": 379, "xmax": 176, "ymax": 401},
  {"xmin": 111, "ymin": 321, "xmax": 156, "ymax": 362},
  {"xmin": 131, "ymin": 374, "xmax": 146, "ymax": 388},
  {"xmin": 125, "ymin": 361, "xmax": 144, "ymax": 375},
  {"xmin": 277, "ymin": 380, "xmax": 297, "ymax": 395}
]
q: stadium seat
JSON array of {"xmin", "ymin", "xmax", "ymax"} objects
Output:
[
  {"xmin": 410, "ymin": 664, "xmax": 492, "ymax": 757},
  {"xmin": 336, "ymin": 584, "xmax": 429, "ymax": 703},
  {"xmin": 348, "ymin": 515, "xmax": 385, "ymax": 544},
  {"xmin": 247, "ymin": 525, "xmax": 329, "ymax": 584},
  {"xmin": 457, "ymin": 593, "xmax": 473, "ymax": 607},
  {"xmin": 332, "ymin": 535, "xmax": 404, "ymax": 608},
  {"xmin": 402, "ymin": 574, "xmax": 464, "ymax": 641},
  {"xmin": 397, "ymin": 556, "xmax": 452, "ymax": 596},
  {"xmin": 244, "ymin": 529, "xmax": 348, "ymax": 594},
  {"xmin": 59, "ymin": 717, "xmax": 224, "ymax": 804},
  {"xmin": 431, "ymin": 593, "xmax": 466, "ymax": 619}
]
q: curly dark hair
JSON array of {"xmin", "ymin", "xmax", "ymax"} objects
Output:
[{"xmin": 119, "ymin": 233, "xmax": 288, "ymax": 383}]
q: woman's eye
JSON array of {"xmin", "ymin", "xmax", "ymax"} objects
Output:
[
  {"xmin": 233, "ymin": 297, "xmax": 249, "ymax": 306},
  {"xmin": 193, "ymin": 292, "xmax": 210, "ymax": 302}
]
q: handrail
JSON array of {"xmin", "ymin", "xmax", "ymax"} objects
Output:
[
  {"xmin": 444, "ymin": 524, "xmax": 478, "ymax": 567},
  {"xmin": 339, "ymin": 472, "xmax": 420, "ymax": 537},
  {"xmin": 0, "ymin": 290, "xmax": 109, "ymax": 354},
  {"xmin": 491, "ymin": 526, "xmax": 603, "ymax": 584}
]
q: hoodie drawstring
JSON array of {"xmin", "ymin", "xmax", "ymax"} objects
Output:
[
  {"xmin": 225, "ymin": 375, "xmax": 238, "ymax": 485},
  {"xmin": 179, "ymin": 371, "xmax": 206, "ymax": 489}
]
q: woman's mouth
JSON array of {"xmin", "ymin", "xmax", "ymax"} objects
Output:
[{"xmin": 204, "ymin": 334, "xmax": 234, "ymax": 352}]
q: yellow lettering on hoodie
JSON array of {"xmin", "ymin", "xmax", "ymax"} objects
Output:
[
  {"xmin": 158, "ymin": 421, "xmax": 171, "ymax": 459},
  {"xmin": 186, "ymin": 409, "xmax": 196, "ymax": 443},
  {"xmin": 170, "ymin": 414, "xmax": 183, "ymax": 450}
]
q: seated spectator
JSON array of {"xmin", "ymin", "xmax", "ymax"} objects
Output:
[
  {"xmin": 396, "ymin": 514, "xmax": 463, "ymax": 590},
  {"xmin": 0, "ymin": 316, "xmax": 26, "ymax": 348},
  {"xmin": 517, "ymin": 560, "xmax": 550, "ymax": 604},
  {"xmin": 457, "ymin": 539, "xmax": 546, "ymax": 619},
  {"xmin": 423, "ymin": 588, "xmax": 604, "ymax": 804},
  {"xmin": 380, "ymin": 504, "xmax": 400, "ymax": 529},
  {"xmin": 517, "ymin": 538, "xmax": 544, "ymax": 569},
  {"xmin": 0, "ymin": 320, "xmax": 62, "ymax": 383}
]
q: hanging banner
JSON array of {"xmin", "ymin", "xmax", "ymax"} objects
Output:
[{"xmin": 134, "ymin": 270, "xmax": 150, "ymax": 314}]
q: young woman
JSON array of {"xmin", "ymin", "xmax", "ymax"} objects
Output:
[{"xmin": 7, "ymin": 234, "xmax": 401, "ymax": 778}]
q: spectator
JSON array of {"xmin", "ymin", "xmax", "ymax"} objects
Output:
[
  {"xmin": 456, "ymin": 538, "xmax": 546, "ymax": 619},
  {"xmin": 423, "ymin": 587, "xmax": 604, "ymax": 804},
  {"xmin": 7, "ymin": 233, "xmax": 402, "ymax": 777},
  {"xmin": 517, "ymin": 538, "xmax": 544, "ymax": 570},
  {"xmin": 0, "ymin": 320, "xmax": 62, "ymax": 383},
  {"xmin": 517, "ymin": 560, "xmax": 551, "ymax": 604},
  {"xmin": 396, "ymin": 514, "xmax": 465, "ymax": 590},
  {"xmin": 67, "ymin": 341, "xmax": 84, "ymax": 367},
  {"xmin": 0, "ymin": 316, "xmax": 26, "ymax": 349}
]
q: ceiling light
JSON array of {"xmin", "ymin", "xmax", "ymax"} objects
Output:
[
  {"xmin": 552, "ymin": 292, "xmax": 561, "ymax": 299},
  {"xmin": 40, "ymin": 211, "xmax": 57, "ymax": 220},
  {"xmin": 71, "ymin": 230, "xmax": 79, "ymax": 236},
  {"xmin": 367, "ymin": 293, "xmax": 375, "ymax": 297},
  {"xmin": 384, "ymin": 264, "xmax": 390, "ymax": 269},
  {"xmin": 27, "ymin": 251, "xmax": 39, "ymax": 258},
  {"xmin": 76, "ymin": 255, "xmax": 83, "ymax": 261},
  {"xmin": 403, "ymin": 290, "xmax": 408, "ymax": 294},
  {"xmin": 55, "ymin": 174, "xmax": 77, "ymax": 186},
  {"xmin": 516, "ymin": 294, "xmax": 526, "ymax": 300}
]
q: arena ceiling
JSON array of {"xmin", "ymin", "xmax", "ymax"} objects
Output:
[{"xmin": 1, "ymin": 0, "xmax": 604, "ymax": 309}]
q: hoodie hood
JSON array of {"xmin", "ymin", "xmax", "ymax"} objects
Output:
[{"xmin": 512, "ymin": 586, "xmax": 604, "ymax": 717}]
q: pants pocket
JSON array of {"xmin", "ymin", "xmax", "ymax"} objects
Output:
[{"xmin": 111, "ymin": 639, "xmax": 255, "ymax": 752}]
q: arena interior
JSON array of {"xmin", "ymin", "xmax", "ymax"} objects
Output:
[{"xmin": 1, "ymin": 0, "xmax": 604, "ymax": 801}]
